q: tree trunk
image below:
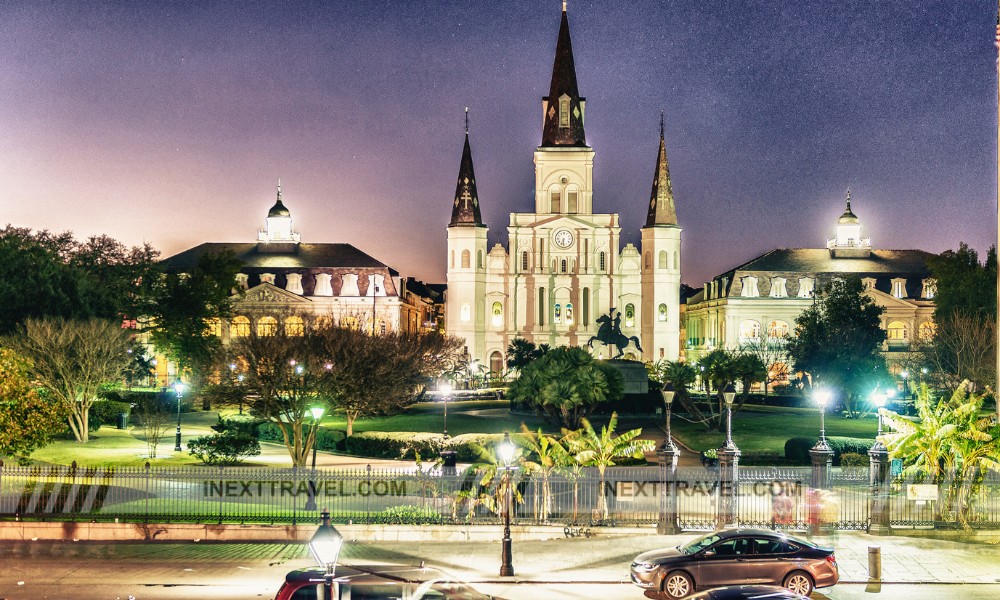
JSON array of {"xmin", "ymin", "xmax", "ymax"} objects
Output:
[{"xmin": 346, "ymin": 411, "xmax": 358, "ymax": 437}]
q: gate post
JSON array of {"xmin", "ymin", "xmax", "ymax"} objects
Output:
[
  {"xmin": 868, "ymin": 442, "xmax": 892, "ymax": 535},
  {"xmin": 717, "ymin": 447, "xmax": 740, "ymax": 529},
  {"xmin": 656, "ymin": 446, "xmax": 681, "ymax": 534},
  {"xmin": 808, "ymin": 441, "xmax": 833, "ymax": 534}
]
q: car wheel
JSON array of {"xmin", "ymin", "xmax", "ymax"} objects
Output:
[
  {"xmin": 661, "ymin": 571, "xmax": 694, "ymax": 599},
  {"xmin": 783, "ymin": 570, "xmax": 814, "ymax": 596}
]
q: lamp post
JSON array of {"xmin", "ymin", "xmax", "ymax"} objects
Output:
[
  {"xmin": 309, "ymin": 509, "xmax": 344, "ymax": 600},
  {"xmin": 717, "ymin": 384, "xmax": 740, "ymax": 528},
  {"xmin": 809, "ymin": 388, "xmax": 834, "ymax": 534},
  {"xmin": 900, "ymin": 370, "xmax": 909, "ymax": 399},
  {"xmin": 305, "ymin": 406, "xmax": 326, "ymax": 511},
  {"xmin": 497, "ymin": 432, "xmax": 517, "ymax": 577},
  {"xmin": 440, "ymin": 381, "xmax": 453, "ymax": 438},
  {"xmin": 868, "ymin": 388, "xmax": 891, "ymax": 535},
  {"xmin": 173, "ymin": 382, "xmax": 185, "ymax": 452},
  {"xmin": 657, "ymin": 382, "xmax": 681, "ymax": 534}
]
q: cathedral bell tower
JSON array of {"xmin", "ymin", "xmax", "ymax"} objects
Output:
[
  {"xmin": 640, "ymin": 113, "xmax": 682, "ymax": 362},
  {"xmin": 446, "ymin": 110, "xmax": 489, "ymax": 359}
]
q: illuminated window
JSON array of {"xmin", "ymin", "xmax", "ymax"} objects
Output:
[
  {"xmin": 492, "ymin": 302, "xmax": 503, "ymax": 328},
  {"xmin": 231, "ymin": 316, "xmax": 250, "ymax": 338},
  {"xmin": 922, "ymin": 279, "xmax": 936, "ymax": 299},
  {"xmin": 739, "ymin": 320, "xmax": 761, "ymax": 341},
  {"xmin": 767, "ymin": 320, "xmax": 789, "ymax": 338},
  {"xmin": 891, "ymin": 279, "xmax": 907, "ymax": 299},
  {"xmin": 256, "ymin": 316, "xmax": 277, "ymax": 337},
  {"xmin": 798, "ymin": 277, "xmax": 814, "ymax": 298},
  {"xmin": 558, "ymin": 93, "xmax": 570, "ymax": 127},
  {"xmin": 887, "ymin": 321, "xmax": 908, "ymax": 340},
  {"xmin": 919, "ymin": 321, "xmax": 936, "ymax": 340},
  {"xmin": 565, "ymin": 303, "xmax": 574, "ymax": 324},
  {"xmin": 769, "ymin": 277, "xmax": 787, "ymax": 298},
  {"xmin": 206, "ymin": 317, "xmax": 222, "ymax": 337},
  {"xmin": 461, "ymin": 249, "xmax": 471, "ymax": 269},
  {"xmin": 624, "ymin": 304, "xmax": 635, "ymax": 328},
  {"xmin": 341, "ymin": 315, "xmax": 360, "ymax": 330},
  {"xmin": 657, "ymin": 303, "xmax": 667, "ymax": 322},
  {"xmin": 285, "ymin": 316, "xmax": 304, "ymax": 336},
  {"xmin": 740, "ymin": 276, "xmax": 759, "ymax": 297},
  {"xmin": 554, "ymin": 303, "xmax": 562, "ymax": 324}
]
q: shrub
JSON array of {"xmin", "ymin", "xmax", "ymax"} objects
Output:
[
  {"xmin": 214, "ymin": 414, "xmax": 264, "ymax": 436},
  {"xmin": 188, "ymin": 431, "xmax": 261, "ymax": 466},
  {"xmin": 839, "ymin": 452, "xmax": 869, "ymax": 468},
  {"xmin": 376, "ymin": 504, "xmax": 442, "ymax": 524},
  {"xmin": 784, "ymin": 436, "xmax": 875, "ymax": 464},
  {"xmin": 88, "ymin": 399, "xmax": 132, "ymax": 430},
  {"xmin": 344, "ymin": 431, "xmax": 444, "ymax": 459},
  {"xmin": 256, "ymin": 422, "xmax": 345, "ymax": 452}
]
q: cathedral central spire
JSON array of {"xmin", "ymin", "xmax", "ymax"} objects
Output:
[{"xmin": 541, "ymin": 4, "xmax": 587, "ymax": 147}]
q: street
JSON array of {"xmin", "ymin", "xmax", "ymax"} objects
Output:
[{"xmin": 2, "ymin": 542, "xmax": 999, "ymax": 600}]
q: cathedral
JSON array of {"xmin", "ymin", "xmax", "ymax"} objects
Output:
[{"xmin": 445, "ymin": 5, "xmax": 682, "ymax": 374}]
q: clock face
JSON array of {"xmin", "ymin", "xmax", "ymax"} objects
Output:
[{"xmin": 554, "ymin": 229, "xmax": 574, "ymax": 248}]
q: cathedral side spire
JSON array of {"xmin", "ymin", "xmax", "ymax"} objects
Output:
[
  {"xmin": 644, "ymin": 111, "xmax": 677, "ymax": 227},
  {"xmin": 449, "ymin": 109, "xmax": 484, "ymax": 227},
  {"xmin": 541, "ymin": 4, "xmax": 587, "ymax": 147}
]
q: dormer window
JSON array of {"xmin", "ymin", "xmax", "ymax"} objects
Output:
[
  {"xmin": 922, "ymin": 278, "xmax": 936, "ymax": 299},
  {"xmin": 559, "ymin": 94, "xmax": 570, "ymax": 128},
  {"xmin": 797, "ymin": 277, "xmax": 814, "ymax": 298},
  {"xmin": 769, "ymin": 277, "xmax": 787, "ymax": 298},
  {"xmin": 861, "ymin": 278, "xmax": 876, "ymax": 290},
  {"xmin": 891, "ymin": 278, "xmax": 907, "ymax": 299},
  {"xmin": 740, "ymin": 276, "xmax": 759, "ymax": 298}
]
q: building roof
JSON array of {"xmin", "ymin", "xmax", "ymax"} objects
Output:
[
  {"xmin": 541, "ymin": 5, "xmax": 587, "ymax": 147},
  {"xmin": 730, "ymin": 248, "xmax": 934, "ymax": 276},
  {"xmin": 161, "ymin": 242, "xmax": 395, "ymax": 274},
  {"xmin": 449, "ymin": 125, "xmax": 485, "ymax": 227}
]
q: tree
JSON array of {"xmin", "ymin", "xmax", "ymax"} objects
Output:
[
  {"xmin": 921, "ymin": 314, "xmax": 995, "ymax": 394},
  {"xmin": 731, "ymin": 353, "xmax": 767, "ymax": 407},
  {"xmin": 507, "ymin": 346, "xmax": 623, "ymax": 429},
  {"xmin": 880, "ymin": 382, "xmax": 1000, "ymax": 528},
  {"xmin": 738, "ymin": 335, "xmax": 789, "ymax": 395},
  {"xmin": 315, "ymin": 325, "xmax": 464, "ymax": 436},
  {"xmin": 8, "ymin": 318, "xmax": 136, "ymax": 442},
  {"xmin": 927, "ymin": 242, "xmax": 997, "ymax": 321},
  {"xmin": 786, "ymin": 278, "xmax": 891, "ymax": 417},
  {"xmin": 516, "ymin": 424, "xmax": 571, "ymax": 522},
  {"xmin": 133, "ymin": 393, "xmax": 170, "ymax": 458},
  {"xmin": 0, "ymin": 227, "xmax": 159, "ymax": 334},
  {"xmin": 0, "ymin": 348, "xmax": 68, "ymax": 458},
  {"xmin": 563, "ymin": 412, "xmax": 655, "ymax": 520},
  {"xmin": 142, "ymin": 250, "xmax": 241, "ymax": 405}
]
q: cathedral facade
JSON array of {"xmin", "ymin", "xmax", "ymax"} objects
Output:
[{"xmin": 445, "ymin": 6, "xmax": 682, "ymax": 374}]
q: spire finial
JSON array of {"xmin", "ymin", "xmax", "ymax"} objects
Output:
[
  {"xmin": 846, "ymin": 188, "xmax": 851, "ymax": 209},
  {"xmin": 659, "ymin": 110, "xmax": 664, "ymax": 139},
  {"xmin": 464, "ymin": 106, "xmax": 469, "ymax": 135},
  {"xmin": 277, "ymin": 178, "xmax": 282, "ymax": 199}
]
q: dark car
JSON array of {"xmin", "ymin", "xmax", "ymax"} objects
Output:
[
  {"xmin": 630, "ymin": 528, "xmax": 838, "ymax": 598},
  {"xmin": 684, "ymin": 585, "xmax": 811, "ymax": 599},
  {"xmin": 275, "ymin": 565, "xmax": 497, "ymax": 600}
]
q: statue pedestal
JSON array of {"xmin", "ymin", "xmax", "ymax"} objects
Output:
[{"xmin": 605, "ymin": 359, "xmax": 648, "ymax": 395}]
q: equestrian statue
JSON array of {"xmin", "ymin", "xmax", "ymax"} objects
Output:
[{"xmin": 586, "ymin": 308, "xmax": 642, "ymax": 359}]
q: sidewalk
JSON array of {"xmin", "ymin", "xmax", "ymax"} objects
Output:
[{"xmin": 334, "ymin": 529, "xmax": 1000, "ymax": 585}]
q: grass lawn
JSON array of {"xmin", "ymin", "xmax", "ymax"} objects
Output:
[
  {"xmin": 26, "ymin": 427, "xmax": 204, "ymax": 467},
  {"xmin": 667, "ymin": 404, "xmax": 880, "ymax": 454}
]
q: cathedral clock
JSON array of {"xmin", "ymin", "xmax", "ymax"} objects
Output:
[{"xmin": 554, "ymin": 229, "xmax": 574, "ymax": 248}]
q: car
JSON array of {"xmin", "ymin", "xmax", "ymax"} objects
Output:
[
  {"xmin": 630, "ymin": 528, "xmax": 838, "ymax": 598},
  {"xmin": 275, "ymin": 564, "xmax": 497, "ymax": 600},
  {"xmin": 684, "ymin": 584, "xmax": 811, "ymax": 599}
]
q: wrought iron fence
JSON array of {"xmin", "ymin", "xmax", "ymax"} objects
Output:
[{"xmin": 2, "ymin": 462, "xmax": 1000, "ymax": 531}]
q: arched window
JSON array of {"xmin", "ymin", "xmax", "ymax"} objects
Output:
[
  {"xmin": 567, "ymin": 189, "xmax": 578, "ymax": 213},
  {"xmin": 341, "ymin": 315, "xmax": 360, "ymax": 330},
  {"xmin": 624, "ymin": 304, "xmax": 635, "ymax": 328},
  {"xmin": 560, "ymin": 259, "xmax": 567, "ymax": 273},
  {"xmin": 461, "ymin": 249, "xmax": 471, "ymax": 269},
  {"xmin": 565, "ymin": 303, "xmax": 574, "ymax": 324},
  {"xmin": 919, "ymin": 321, "xmax": 936, "ymax": 340},
  {"xmin": 887, "ymin": 321, "xmax": 908, "ymax": 341},
  {"xmin": 492, "ymin": 301, "xmax": 503, "ymax": 328},
  {"xmin": 658, "ymin": 250, "xmax": 667, "ymax": 270},
  {"xmin": 521, "ymin": 251, "xmax": 529, "ymax": 271},
  {"xmin": 206, "ymin": 317, "xmax": 222, "ymax": 337},
  {"xmin": 559, "ymin": 94, "xmax": 570, "ymax": 127},
  {"xmin": 739, "ymin": 320, "xmax": 761, "ymax": 341},
  {"xmin": 767, "ymin": 320, "xmax": 789, "ymax": 338},
  {"xmin": 231, "ymin": 316, "xmax": 250, "ymax": 338},
  {"xmin": 657, "ymin": 303, "xmax": 667, "ymax": 322},
  {"xmin": 378, "ymin": 319, "xmax": 387, "ymax": 335},
  {"xmin": 284, "ymin": 316, "xmax": 305, "ymax": 336},
  {"xmin": 477, "ymin": 250, "xmax": 483, "ymax": 269},
  {"xmin": 644, "ymin": 251, "xmax": 651, "ymax": 269},
  {"xmin": 489, "ymin": 351, "xmax": 504, "ymax": 376},
  {"xmin": 554, "ymin": 303, "xmax": 562, "ymax": 324},
  {"xmin": 599, "ymin": 251, "xmax": 606, "ymax": 272},
  {"xmin": 257, "ymin": 316, "xmax": 278, "ymax": 337}
]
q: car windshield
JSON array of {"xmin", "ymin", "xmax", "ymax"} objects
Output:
[{"xmin": 680, "ymin": 533, "xmax": 722, "ymax": 555}]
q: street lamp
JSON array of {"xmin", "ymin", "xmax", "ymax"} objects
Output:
[
  {"xmin": 173, "ymin": 382, "xmax": 185, "ymax": 452},
  {"xmin": 305, "ymin": 406, "xmax": 326, "ymax": 511},
  {"xmin": 869, "ymin": 388, "xmax": 891, "ymax": 535},
  {"xmin": 440, "ymin": 381, "xmax": 453, "ymax": 438},
  {"xmin": 900, "ymin": 370, "xmax": 909, "ymax": 399},
  {"xmin": 720, "ymin": 384, "xmax": 738, "ymax": 452},
  {"xmin": 497, "ymin": 432, "xmax": 517, "ymax": 577},
  {"xmin": 814, "ymin": 388, "xmax": 832, "ymax": 446},
  {"xmin": 309, "ymin": 509, "xmax": 344, "ymax": 600},
  {"xmin": 716, "ymin": 384, "xmax": 740, "ymax": 528},
  {"xmin": 657, "ymin": 382, "xmax": 681, "ymax": 534},
  {"xmin": 809, "ymin": 388, "xmax": 835, "ymax": 529}
]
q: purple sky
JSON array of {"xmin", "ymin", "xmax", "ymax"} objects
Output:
[{"xmin": 2, "ymin": 0, "xmax": 996, "ymax": 286}]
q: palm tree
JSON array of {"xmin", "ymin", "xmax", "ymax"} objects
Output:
[
  {"xmin": 563, "ymin": 412, "xmax": 655, "ymax": 521},
  {"xmin": 880, "ymin": 382, "xmax": 1000, "ymax": 527},
  {"xmin": 731, "ymin": 353, "xmax": 767, "ymax": 408},
  {"xmin": 517, "ymin": 425, "xmax": 571, "ymax": 522},
  {"xmin": 464, "ymin": 440, "xmax": 526, "ymax": 521}
]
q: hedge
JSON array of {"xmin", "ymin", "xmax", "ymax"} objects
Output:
[
  {"xmin": 256, "ymin": 422, "xmax": 345, "ymax": 453},
  {"xmin": 784, "ymin": 436, "xmax": 875, "ymax": 465},
  {"xmin": 88, "ymin": 399, "xmax": 132, "ymax": 431}
]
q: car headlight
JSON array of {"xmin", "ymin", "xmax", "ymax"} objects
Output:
[{"xmin": 631, "ymin": 562, "xmax": 658, "ymax": 572}]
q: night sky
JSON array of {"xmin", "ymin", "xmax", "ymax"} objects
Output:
[{"xmin": 2, "ymin": 0, "xmax": 996, "ymax": 286}]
